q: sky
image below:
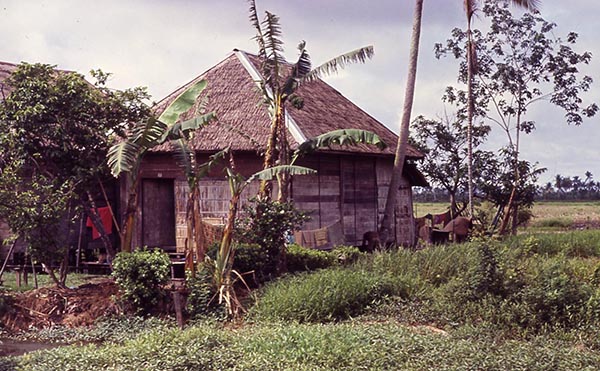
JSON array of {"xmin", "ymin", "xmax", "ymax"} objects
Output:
[{"xmin": 1, "ymin": 0, "xmax": 598, "ymax": 186}]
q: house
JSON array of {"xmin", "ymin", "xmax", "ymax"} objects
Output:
[{"xmin": 126, "ymin": 49, "xmax": 427, "ymax": 251}]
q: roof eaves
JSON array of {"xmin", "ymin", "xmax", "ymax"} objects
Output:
[{"xmin": 233, "ymin": 49, "xmax": 307, "ymax": 144}]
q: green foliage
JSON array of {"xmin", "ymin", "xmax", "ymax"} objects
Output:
[
  {"xmin": 15, "ymin": 321, "xmax": 600, "ymax": 370},
  {"xmin": 185, "ymin": 264, "xmax": 225, "ymax": 320},
  {"xmin": 534, "ymin": 217, "xmax": 573, "ymax": 229},
  {"xmin": 250, "ymin": 268, "xmax": 406, "ymax": 323},
  {"xmin": 237, "ymin": 199, "xmax": 308, "ymax": 278},
  {"xmin": 111, "ymin": 248, "xmax": 171, "ymax": 314},
  {"xmin": 285, "ymin": 244, "xmax": 336, "ymax": 273}
]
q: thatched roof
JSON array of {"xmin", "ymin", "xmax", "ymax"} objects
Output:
[
  {"xmin": 153, "ymin": 50, "xmax": 423, "ymax": 159},
  {"xmin": 0, "ymin": 61, "xmax": 18, "ymax": 96}
]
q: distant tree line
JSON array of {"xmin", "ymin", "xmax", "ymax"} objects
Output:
[
  {"xmin": 538, "ymin": 172, "xmax": 600, "ymax": 200},
  {"xmin": 414, "ymin": 171, "xmax": 600, "ymax": 202}
]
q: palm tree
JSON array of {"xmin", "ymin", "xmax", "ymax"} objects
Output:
[
  {"xmin": 248, "ymin": 0, "xmax": 373, "ymax": 202},
  {"xmin": 379, "ymin": 0, "xmax": 424, "ymax": 244}
]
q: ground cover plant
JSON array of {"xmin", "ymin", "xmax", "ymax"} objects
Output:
[{"xmin": 10, "ymin": 320, "xmax": 600, "ymax": 370}]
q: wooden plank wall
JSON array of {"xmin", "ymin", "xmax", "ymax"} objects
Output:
[
  {"xmin": 292, "ymin": 157, "xmax": 321, "ymax": 230},
  {"xmin": 133, "ymin": 152, "xmax": 417, "ymax": 250}
]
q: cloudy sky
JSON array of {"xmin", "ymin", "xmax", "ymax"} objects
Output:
[{"xmin": 1, "ymin": 0, "xmax": 598, "ymax": 185}]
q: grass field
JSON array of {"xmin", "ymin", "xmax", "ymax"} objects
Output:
[{"xmin": 414, "ymin": 200, "xmax": 600, "ymax": 231}]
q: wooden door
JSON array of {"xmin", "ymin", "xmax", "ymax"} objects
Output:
[{"xmin": 142, "ymin": 178, "xmax": 176, "ymax": 248}]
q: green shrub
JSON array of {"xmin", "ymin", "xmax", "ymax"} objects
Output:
[
  {"xmin": 185, "ymin": 263, "xmax": 226, "ymax": 319},
  {"xmin": 331, "ymin": 245, "xmax": 365, "ymax": 265},
  {"xmin": 520, "ymin": 259, "xmax": 592, "ymax": 328},
  {"xmin": 112, "ymin": 248, "xmax": 171, "ymax": 314},
  {"xmin": 207, "ymin": 242, "xmax": 269, "ymax": 285},
  {"xmin": 237, "ymin": 199, "xmax": 308, "ymax": 278},
  {"xmin": 250, "ymin": 268, "xmax": 407, "ymax": 322},
  {"xmin": 286, "ymin": 244, "xmax": 336, "ymax": 273}
]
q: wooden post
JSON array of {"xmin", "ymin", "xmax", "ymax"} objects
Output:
[
  {"xmin": 172, "ymin": 291, "xmax": 185, "ymax": 329},
  {"xmin": 15, "ymin": 268, "xmax": 21, "ymax": 288},
  {"xmin": 0, "ymin": 239, "xmax": 18, "ymax": 282},
  {"xmin": 31, "ymin": 258, "xmax": 38, "ymax": 289}
]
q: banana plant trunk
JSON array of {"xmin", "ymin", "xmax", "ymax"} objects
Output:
[
  {"xmin": 121, "ymin": 175, "xmax": 140, "ymax": 252},
  {"xmin": 259, "ymin": 95, "xmax": 283, "ymax": 200}
]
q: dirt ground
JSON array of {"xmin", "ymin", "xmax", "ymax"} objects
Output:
[{"xmin": 1, "ymin": 278, "xmax": 120, "ymax": 333}]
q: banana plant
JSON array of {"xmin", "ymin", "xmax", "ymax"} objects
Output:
[
  {"xmin": 291, "ymin": 129, "xmax": 387, "ymax": 164},
  {"xmin": 214, "ymin": 158, "xmax": 315, "ymax": 318},
  {"xmin": 107, "ymin": 79, "xmax": 215, "ymax": 252},
  {"xmin": 172, "ymin": 138, "xmax": 227, "ymax": 274},
  {"xmin": 248, "ymin": 0, "xmax": 373, "ymax": 202}
]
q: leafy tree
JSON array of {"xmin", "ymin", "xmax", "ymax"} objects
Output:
[
  {"xmin": 0, "ymin": 63, "xmax": 149, "ymax": 284},
  {"xmin": 477, "ymin": 147, "xmax": 545, "ymax": 233},
  {"xmin": 462, "ymin": 0, "xmax": 540, "ymax": 216},
  {"xmin": 410, "ymin": 114, "xmax": 492, "ymax": 214},
  {"xmin": 436, "ymin": 0, "xmax": 597, "ymax": 234},
  {"xmin": 248, "ymin": 0, "xmax": 373, "ymax": 202}
]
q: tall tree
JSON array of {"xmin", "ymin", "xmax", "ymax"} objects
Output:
[
  {"xmin": 463, "ymin": 0, "xmax": 540, "ymax": 218},
  {"xmin": 437, "ymin": 0, "xmax": 597, "ymax": 234},
  {"xmin": 248, "ymin": 0, "xmax": 373, "ymax": 202},
  {"xmin": 379, "ymin": 0, "xmax": 424, "ymax": 244}
]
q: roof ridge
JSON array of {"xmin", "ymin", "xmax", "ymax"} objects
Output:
[
  {"xmin": 233, "ymin": 49, "xmax": 307, "ymax": 144},
  {"xmin": 152, "ymin": 51, "xmax": 237, "ymax": 109}
]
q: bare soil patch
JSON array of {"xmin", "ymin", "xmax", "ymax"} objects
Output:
[{"xmin": 1, "ymin": 278, "xmax": 119, "ymax": 332}]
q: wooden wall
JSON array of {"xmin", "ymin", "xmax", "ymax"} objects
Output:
[{"xmin": 131, "ymin": 151, "xmax": 418, "ymax": 250}]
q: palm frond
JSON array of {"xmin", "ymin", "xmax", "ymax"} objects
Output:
[
  {"xmin": 131, "ymin": 118, "xmax": 168, "ymax": 148},
  {"xmin": 107, "ymin": 140, "xmax": 142, "ymax": 177},
  {"xmin": 293, "ymin": 129, "xmax": 387, "ymax": 163},
  {"xmin": 248, "ymin": 165, "xmax": 316, "ymax": 183},
  {"xmin": 262, "ymin": 11, "xmax": 285, "ymax": 87},
  {"xmin": 158, "ymin": 79, "xmax": 208, "ymax": 126},
  {"xmin": 510, "ymin": 0, "xmax": 540, "ymax": 11},
  {"xmin": 248, "ymin": 0, "xmax": 268, "ymax": 61},
  {"xmin": 197, "ymin": 147, "xmax": 230, "ymax": 178},
  {"xmin": 171, "ymin": 138, "xmax": 194, "ymax": 178},
  {"xmin": 282, "ymin": 42, "xmax": 312, "ymax": 97},
  {"xmin": 303, "ymin": 46, "xmax": 374, "ymax": 83},
  {"xmin": 162, "ymin": 112, "xmax": 217, "ymax": 142}
]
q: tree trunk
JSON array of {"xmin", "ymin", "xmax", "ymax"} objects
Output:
[
  {"xmin": 466, "ymin": 20, "xmax": 475, "ymax": 218},
  {"xmin": 193, "ymin": 186, "xmax": 207, "ymax": 265},
  {"xmin": 379, "ymin": 0, "xmax": 424, "ymax": 244}
]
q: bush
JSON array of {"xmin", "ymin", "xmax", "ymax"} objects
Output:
[
  {"xmin": 520, "ymin": 259, "xmax": 592, "ymax": 328},
  {"xmin": 112, "ymin": 248, "xmax": 171, "ymax": 314},
  {"xmin": 285, "ymin": 244, "xmax": 336, "ymax": 273},
  {"xmin": 185, "ymin": 263, "xmax": 226, "ymax": 320},
  {"xmin": 207, "ymin": 242, "xmax": 268, "ymax": 285},
  {"xmin": 236, "ymin": 199, "xmax": 308, "ymax": 278}
]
